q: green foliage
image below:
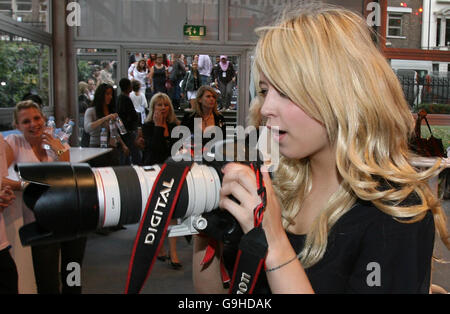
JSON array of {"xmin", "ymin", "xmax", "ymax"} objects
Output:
[
  {"xmin": 0, "ymin": 38, "xmax": 49, "ymax": 108},
  {"xmin": 415, "ymin": 103, "xmax": 450, "ymax": 114},
  {"xmin": 77, "ymin": 60, "xmax": 92, "ymax": 83}
]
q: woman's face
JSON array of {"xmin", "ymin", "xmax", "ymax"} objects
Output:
[
  {"xmin": 156, "ymin": 57, "xmax": 163, "ymax": 65},
  {"xmin": 199, "ymin": 90, "xmax": 217, "ymax": 112},
  {"xmin": 16, "ymin": 107, "xmax": 45, "ymax": 141},
  {"xmin": 138, "ymin": 60, "xmax": 146, "ymax": 68},
  {"xmin": 154, "ymin": 99, "xmax": 170, "ymax": 116},
  {"xmin": 259, "ymin": 76, "xmax": 329, "ymax": 160},
  {"xmin": 104, "ymin": 88, "xmax": 113, "ymax": 105}
]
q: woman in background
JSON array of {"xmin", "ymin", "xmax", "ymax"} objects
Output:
[
  {"xmin": 5, "ymin": 100, "xmax": 85, "ymax": 294},
  {"xmin": 142, "ymin": 93, "xmax": 183, "ymax": 269},
  {"xmin": 84, "ymin": 83, "xmax": 128, "ymax": 166}
]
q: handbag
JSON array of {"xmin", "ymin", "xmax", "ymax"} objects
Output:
[{"xmin": 410, "ymin": 110, "xmax": 446, "ymax": 158}]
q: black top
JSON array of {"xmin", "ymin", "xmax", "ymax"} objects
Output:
[
  {"xmin": 118, "ymin": 94, "xmax": 139, "ymax": 132},
  {"xmin": 142, "ymin": 121, "xmax": 178, "ymax": 165},
  {"xmin": 223, "ymin": 199, "xmax": 435, "ymax": 294},
  {"xmin": 212, "ymin": 63, "xmax": 236, "ymax": 84},
  {"xmin": 181, "ymin": 112, "xmax": 226, "ymax": 133}
]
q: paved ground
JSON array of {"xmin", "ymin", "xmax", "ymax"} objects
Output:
[{"xmin": 81, "ymin": 200, "xmax": 450, "ymax": 294}]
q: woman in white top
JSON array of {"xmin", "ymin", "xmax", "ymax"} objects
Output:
[
  {"xmin": 130, "ymin": 80, "xmax": 148, "ymax": 125},
  {"xmin": 129, "ymin": 59, "xmax": 149, "ymax": 95},
  {"xmin": 4, "ymin": 100, "xmax": 86, "ymax": 294}
]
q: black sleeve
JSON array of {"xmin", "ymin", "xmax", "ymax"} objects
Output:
[
  {"xmin": 345, "ymin": 211, "xmax": 435, "ymax": 293},
  {"xmin": 180, "ymin": 113, "xmax": 195, "ymax": 134},
  {"xmin": 142, "ymin": 122, "xmax": 171, "ymax": 165},
  {"xmin": 229, "ymin": 63, "xmax": 236, "ymax": 77},
  {"xmin": 118, "ymin": 96, "xmax": 139, "ymax": 131}
]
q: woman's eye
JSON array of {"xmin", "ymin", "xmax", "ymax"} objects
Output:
[
  {"xmin": 277, "ymin": 89, "xmax": 289, "ymax": 99},
  {"xmin": 258, "ymin": 89, "xmax": 268, "ymax": 97}
]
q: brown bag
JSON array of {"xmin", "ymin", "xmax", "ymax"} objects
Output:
[{"xmin": 410, "ymin": 110, "xmax": 446, "ymax": 158}]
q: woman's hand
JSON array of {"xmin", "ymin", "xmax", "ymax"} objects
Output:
[
  {"xmin": 41, "ymin": 131, "xmax": 65, "ymax": 153},
  {"xmin": 122, "ymin": 143, "xmax": 130, "ymax": 157},
  {"xmin": 219, "ymin": 163, "xmax": 262, "ymax": 234},
  {"xmin": 153, "ymin": 109, "xmax": 166, "ymax": 127},
  {"xmin": 107, "ymin": 113, "xmax": 118, "ymax": 121},
  {"xmin": 219, "ymin": 163, "xmax": 285, "ymax": 237},
  {"xmin": 0, "ymin": 186, "xmax": 15, "ymax": 213}
]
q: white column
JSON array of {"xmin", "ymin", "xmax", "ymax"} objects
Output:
[
  {"xmin": 421, "ymin": 0, "xmax": 431, "ymax": 49},
  {"xmin": 440, "ymin": 18, "xmax": 447, "ymax": 47}
]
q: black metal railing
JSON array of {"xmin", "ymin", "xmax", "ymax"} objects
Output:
[{"xmin": 397, "ymin": 74, "xmax": 450, "ymax": 110}]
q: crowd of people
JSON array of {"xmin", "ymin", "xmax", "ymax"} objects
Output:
[
  {"xmin": 0, "ymin": 56, "xmax": 229, "ymax": 293},
  {"xmin": 0, "ymin": 4, "xmax": 449, "ymax": 295}
]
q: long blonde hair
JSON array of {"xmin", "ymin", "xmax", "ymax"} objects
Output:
[
  {"xmin": 253, "ymin": 4, "xmax": 449, "ymax": 268},
  {"xmin": 146, "ymin": 92, "xmax": 178, "ymax": 124}
]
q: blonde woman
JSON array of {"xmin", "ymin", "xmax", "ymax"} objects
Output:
[
  {"xmin": 142, "ymin": 92, "xmax": 182, "ymax": 269},
  {"xmin": 5, "ymin": 100, "xmax": 87, "ymax": 294},
  {"xmin": 142, "ymin": 92, "xmax": 178, "ymax": 165},
  {"xmin": 193, "ymin": 4, "xmax": 449, "ymax": 294}
]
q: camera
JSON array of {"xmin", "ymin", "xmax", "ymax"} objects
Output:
[{"xmin": 16, "ymin": 136, "xmax": 274, "ymax": 247}]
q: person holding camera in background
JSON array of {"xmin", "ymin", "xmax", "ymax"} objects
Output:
[{"xmin": 193, "ymin": 4, "xmax": 449, "ymax": 294}]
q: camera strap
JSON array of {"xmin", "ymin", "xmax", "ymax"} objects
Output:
[
  {"xmin": 228, "ymin": 163, "xmax": 268, "ymax": 294},
  {"xmin": 125, "ymin": 161, "xmax": 192, "ymax": 294}
]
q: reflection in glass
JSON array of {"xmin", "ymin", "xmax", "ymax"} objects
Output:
[
  {"xmin": 0, "ymin": 0, "xmax": 50, "ymax": 33},
  {"xmin": 0, "ymin": 31, "xmax": 50, "ymax": 110},
  {"xmin": 76, "ymin": 0, "xmax": 219, "ymax": 41}
]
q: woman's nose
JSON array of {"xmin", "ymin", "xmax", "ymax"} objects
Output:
[{"xmin": 260, "ymin": 93, "xmax": 276, "ymax": 118}]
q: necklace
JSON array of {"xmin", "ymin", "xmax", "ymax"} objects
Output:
[{"xmin": 202, "ymin": 113, "xmax": 214, "ymax": 126}]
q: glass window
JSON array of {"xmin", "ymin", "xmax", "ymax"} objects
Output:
[
  {"xmin": 76, "ymin": 0, "xmax": 219, "ymax": 41},
  {"xmin": 77, "ymin": 49, "xmax": 118, "ymax": 88},
  {"xmin": 126, "ymin": 51, "xmax": 239, "ymax": 124},
  {"xmin": 388, "ymin": 14, "xmax": 403, "ymax": 37},
  {"xmin": 0, "ymin": 0, "xmax": 50, "ymax": 33},
  {"xmin": 0, "ymin": 31, "xmax": 50, "ymax": 109},
  {"xmin": 228, "ymin": 0, "xmax": 364, "ymax": 42}
]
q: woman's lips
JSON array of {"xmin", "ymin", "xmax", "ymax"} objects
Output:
[{"xmin": 268, "ymin": 126, "xmax": 287, "ymax": 143}]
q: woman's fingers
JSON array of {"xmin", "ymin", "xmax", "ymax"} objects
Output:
[
  {"xmin": 219, "ymin": 163, "xmax": 264, "ymax": 233},
  {"xmin": 221, "ymin": 163, "xmax": 258, "ymax": 196}
]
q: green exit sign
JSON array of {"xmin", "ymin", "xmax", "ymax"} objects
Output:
[{"xmin": 183, "ymin": 25, "xmax": 206, "ymax": 37}]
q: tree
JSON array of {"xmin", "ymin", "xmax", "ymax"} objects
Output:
[{"xmin": 0, "ymin": 36, "xmax": 50, "ymax": 108}]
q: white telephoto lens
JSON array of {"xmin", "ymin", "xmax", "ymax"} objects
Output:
[{"xmin": 92, "ymin": 167, "xmax": 121, "ymax": 228}]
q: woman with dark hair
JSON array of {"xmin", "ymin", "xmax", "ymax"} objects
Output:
[
  {"xmin": 149, "ymin": 54, "xmax": 169, "ymax": 95},
  {"xmin": 129, "ymin": 59, "xmax": 149, "ymax": 95},
  {"xmin": 84, "ymin": 83, "xmax": 128, "ymax": 166},
  {"xmin": 181, "ymin": 61, "xmax": 201, "ymax": 110}
]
